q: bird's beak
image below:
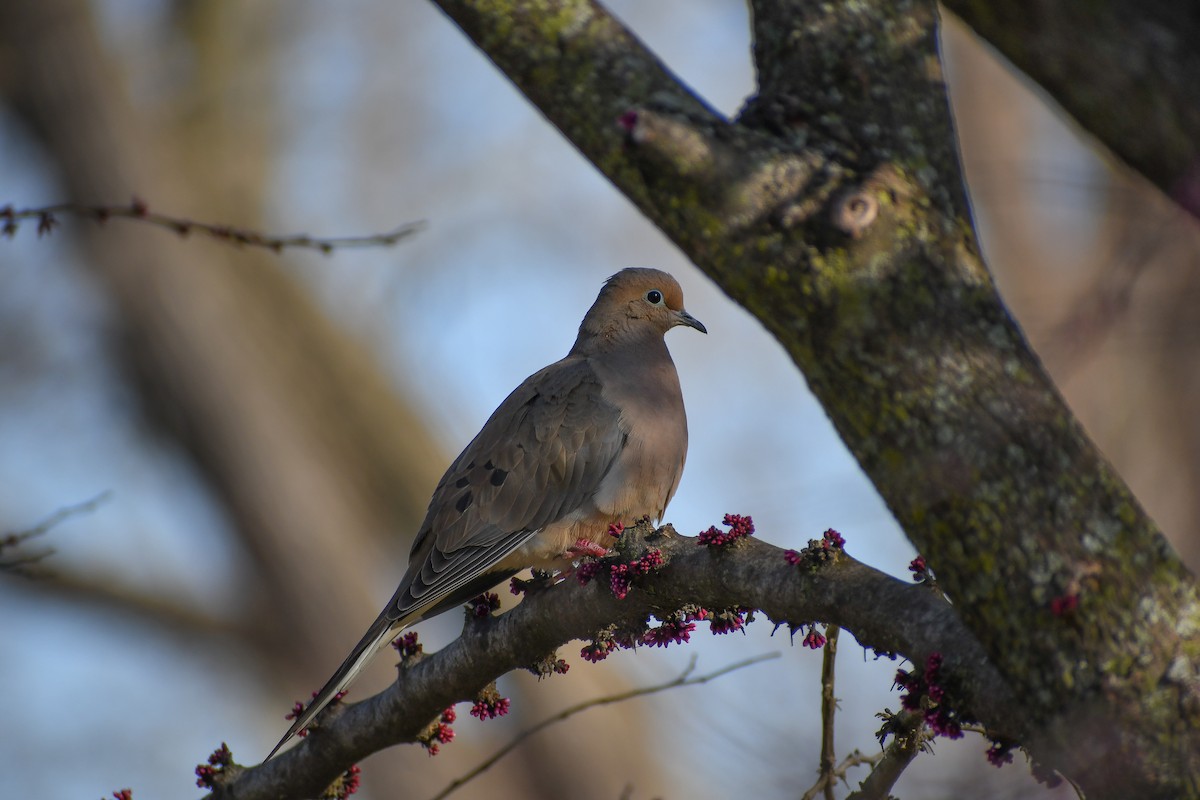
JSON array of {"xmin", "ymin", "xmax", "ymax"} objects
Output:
[{"xmin": 675, "ymin": 309, "xmax": 707, "ymax": 334}]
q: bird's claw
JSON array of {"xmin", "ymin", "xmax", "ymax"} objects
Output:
[{"xmin": 564, "ymin": 538, "xmax": 611, "ymax": 559}]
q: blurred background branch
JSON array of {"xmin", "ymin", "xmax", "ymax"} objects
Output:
[
  {"xmin": 0, "ymin": 492, "xmax": 110, "ymax": 575},
  {"xmin": 941, "ymin": 1, "xmax": 1200, "ymax": 221},
  {"xmin": 1, "ymin": 200, "xmax": 425, "ymax": 254}
]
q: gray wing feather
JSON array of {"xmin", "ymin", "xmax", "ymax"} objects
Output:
[{"xmin": 385, "ymin": 355, "xmax": 624, "ymax": 624}]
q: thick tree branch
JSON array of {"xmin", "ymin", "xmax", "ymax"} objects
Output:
[
  {"xmin": 207, "ymin": 523, "xmax": 1019, "ymax": 800},
  {"xmin": 428, "ymin": 3, "xmax": 1200, "ymax": 797},
  {"xmin": 428, "ymin": 0, "xmax": 838, "ymax": 250}
]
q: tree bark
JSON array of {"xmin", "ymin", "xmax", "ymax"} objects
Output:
[
  {"xmin": 209, "ymin": 523, "xmax": 1021, "ymax": 800},
  {"xmin": 426, "ymin": 1, "xmax": 1200, "ymax": 798}
]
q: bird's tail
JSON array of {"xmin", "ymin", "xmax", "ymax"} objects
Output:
[{"xmin": 265, "ymin": 613, "xmax": 405, "ymax": 761}]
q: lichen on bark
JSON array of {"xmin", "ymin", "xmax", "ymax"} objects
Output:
[{"xmin": 431, "ymin": 1, "xmax": 1200, "ymax": 796}]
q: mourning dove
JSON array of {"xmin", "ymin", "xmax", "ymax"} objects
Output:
[{"xmin": 266, "ymin": 267, "xmax": 704, "ymax": 759}]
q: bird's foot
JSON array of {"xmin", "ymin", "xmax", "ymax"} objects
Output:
[{"xmin": 564, "ymin": 538, "xmax": 610, "ymax": 559}]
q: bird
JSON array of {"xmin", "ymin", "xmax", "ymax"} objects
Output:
[{"xmin": 266, "ymin": 267, "xmax": 705, "ymax": 760}]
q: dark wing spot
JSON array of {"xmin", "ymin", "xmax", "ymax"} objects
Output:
[
  {"xmin": 484, "ymin": 459, "xmax": 495, "ymax": 470},
  {"xmin": 490, "ymin": 468, "xmax": 508, "ymax": 487},
  {"xmin": 455, "ymin": 491, "xmax": 473, "ymax": 514},
  {"xmin": 454, "ymin": 476, "xmax": 470, "ymax": 488}
]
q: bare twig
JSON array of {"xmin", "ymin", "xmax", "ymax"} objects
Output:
[
  {"xmin": 0, "ymin": 201, "xmax": 424, "ymax": 255},
  {"xmin": 426, "ymin": 652, "xmax": 780, "ymax": 800},
  {"xmin": 818, "ymin": 625, "xmax": 841, "ymax": 800},
  {"xmin": 0, "ymin": 491, "xmax": 112, "ymax": 576},
  {"xmin": 802, "ymin": 750, "xmax": 883, "ymax": 800}
]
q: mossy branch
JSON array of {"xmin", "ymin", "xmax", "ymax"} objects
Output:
[{"xmin": 206, "ymin": 522, "xmax": 1018, "ymax": 800}]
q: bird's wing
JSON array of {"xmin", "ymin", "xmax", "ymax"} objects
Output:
[
  {"xmin": 388, "ymin": 353, "xmax": 626, "ymax": 624},
  {"xmin": 265, "ymin": 356, "xmax": 626, "ymax": 761}
]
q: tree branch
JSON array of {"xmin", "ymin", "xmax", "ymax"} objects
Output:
[
  {"xmin": 427, "ymin": 3, "xmax": 1200, "ymax": 796},
  {"xmin": 0, "ymin": 492, "xmax": 111, "ymax": 576},
  {"xmin": 845, "ymin": 710, "xmax": 927, "ymax": 800},
  {"xmin": 208, "ymin": 523, "xmax": 1020, "ymax": 800},
  {"xmin": 800, "ymin": 624, "xmax": 848, "ymax": 800},
  {"xmin": 0, "ymin": 201, "xmax": 424, "ymax": 254},
  {"xmin": 819, "ymin": 625, "xmax": 839, "ymax": 800}
]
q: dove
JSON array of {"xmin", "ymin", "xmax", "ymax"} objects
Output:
[{"xmin": 267, "ymin": 267, "xmax": 705, "ymax": 759}]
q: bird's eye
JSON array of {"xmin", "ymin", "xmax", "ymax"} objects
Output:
[{"xmin": 645, "ymin": 289, "xmax": 664, "ymax": 305}]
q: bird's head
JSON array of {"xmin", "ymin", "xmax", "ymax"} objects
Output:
[{"xmin": 574, "ymin": 267, "xmax": 706, "ymax": 351}]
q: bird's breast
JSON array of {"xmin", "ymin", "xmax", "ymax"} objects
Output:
[{"xmin": 592, "ymin": 365, "xmax": 688, "ymax": 522}]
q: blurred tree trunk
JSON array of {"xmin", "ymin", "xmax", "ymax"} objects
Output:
[
  {"xmin": 942, "ymin": 1, "xmax": 1200, "ymax": 221},
  {"xmin": 3, "ymin": 0, "xmax": 443, "ymax": 674},
  {"xmin": 4, "ymin": 2, "xmax": 446, "ymax": 795},
  {"xmin": 1, "ymin": 2, "xmax": 660, "ymax": 797},
  {"xmin": 944, "ymin": 17, "xmax": 1200, "ymax": 572}
]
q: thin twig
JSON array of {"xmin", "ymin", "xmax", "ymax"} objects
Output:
[
  {"xmin": 801, "ymin": 625, "xmax": 842, "ymax": 800},
  {"xmin": 802, "ymin": 749, "xmax": 883, "ymax": 800},
  {"xmin": 426, "ymin": 652, "xmax": 780, "ymax": 800},
  {"xmin": 0, "ymin": 201, "xmax": 424, "ymax": 255},
  {"xmin": 820, "ymin": 625, "xmax": 841, "ymax": 800},
  {"xmin": 0, "ymin": 491, "xmax": 112, "ymax": 575}
]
